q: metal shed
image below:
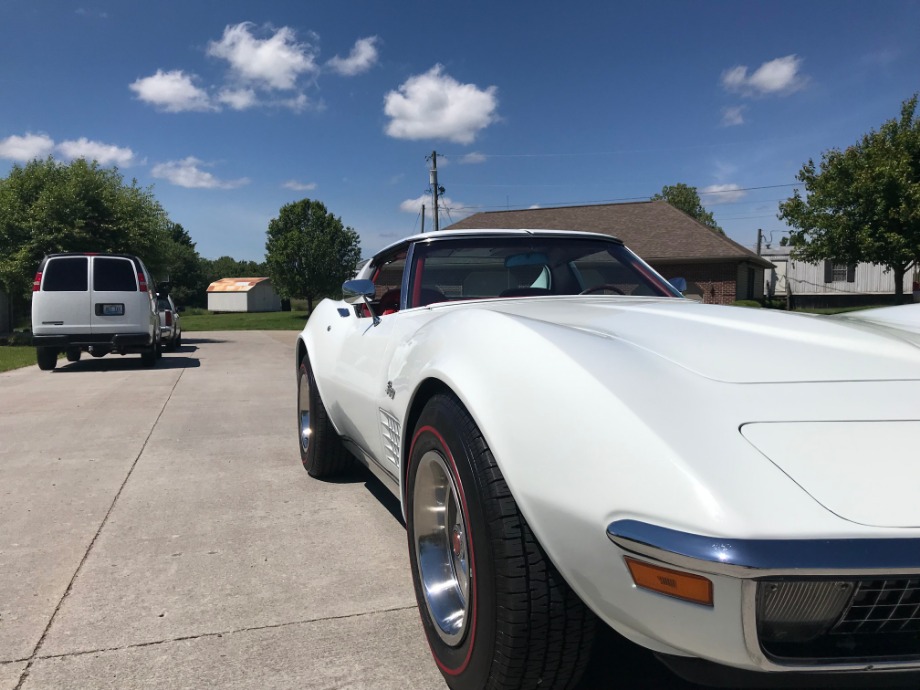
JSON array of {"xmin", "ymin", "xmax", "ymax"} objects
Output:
[{"xmin": 206, "ymin": 277, "xmax": 282, "ymax": 313}]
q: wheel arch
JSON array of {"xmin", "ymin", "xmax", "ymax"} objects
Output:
[
  {"xmin": 295, "ymin": 335, "xmax": 308, "ymax": 374},
  {"xmin": 401, "ymin": 376, "xmax": 456, "ymax": 510}
]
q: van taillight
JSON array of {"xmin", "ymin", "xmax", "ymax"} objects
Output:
[
  {"xmin": 164, "ymin": 312, "xmax": 173, "ymax": 326},
  {"xmin": 138, "ymin": 273, "xmax": 147, "ymax": 292},
  {"xmin": 33, "ymin": 271, "xmax": 42, "ymax": 291}
]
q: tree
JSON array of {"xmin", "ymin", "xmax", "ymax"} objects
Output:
[
  {"xmin": 265, "ymin": 199, "xmax": 361, "ymax": 313},
  {"xmin": 651, "ymin": 183, "xmax": 723, "ymax": 234},
  {"xmin": 779, "ymin": 95, "xmax": 920, "ymax": 299},
  {"xmin": 159, "ymin": 222, "xmax": 209, "ymax": 307},
  {"xmin": 0, "ymin": 157, "xmax": 170, "ymax": 302}
]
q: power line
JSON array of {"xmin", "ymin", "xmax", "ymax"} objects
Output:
[{"xmin": 445, "ymin": 182, "xmax": 800, "ymax": 214}]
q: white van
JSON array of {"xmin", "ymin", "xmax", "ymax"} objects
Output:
[{"xmin": 31, "ymin": 253, "xmax": 162, "ymax": 371}]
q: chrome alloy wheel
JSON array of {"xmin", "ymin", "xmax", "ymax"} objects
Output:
[
  {"xmin": 413, "ymin": 450, "xmax": 471, "ymax": 646},
  {"xmin": 298, "ymin": 368, "xmax": 311, "ymax": 453}
]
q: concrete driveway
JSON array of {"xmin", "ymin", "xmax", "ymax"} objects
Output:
[
  {"xmin": 0, "ymin": 331, "xmax": 444, "ymax": 690},
  {"xmin": 0, "ymin": 331, "xmax": 700, "ymax": 690}
]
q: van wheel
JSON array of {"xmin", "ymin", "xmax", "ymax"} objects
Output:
[
  {"xmin": 66, "ymin": 348, "xmax": 81, "ymax": 362},
  {"xmin": 37, "ymin": 347, "xmax": 58, "ymax": 371}
]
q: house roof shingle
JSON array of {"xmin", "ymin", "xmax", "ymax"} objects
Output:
[{"xmin": 446, "ymin": 200, "xmax": 773, "ymax": 268}]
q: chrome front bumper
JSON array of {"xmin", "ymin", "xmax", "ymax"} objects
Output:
[{"xmin": 607, "ymin": 519, "xmax": 920, "ymax": 674}]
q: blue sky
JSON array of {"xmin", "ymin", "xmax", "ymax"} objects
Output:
[{"xmin": 2, "ymin": 1, "xmax": 918, "ymax": 262}]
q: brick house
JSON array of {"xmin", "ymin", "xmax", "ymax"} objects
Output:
[{"xmin": 446, "ymin": 201, "xmax": 773, "ymax": 304}]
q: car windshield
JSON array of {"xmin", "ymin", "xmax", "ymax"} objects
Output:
[{"xmin": 403, "ymin": 236, "xmax": 681, "ymax": 308}]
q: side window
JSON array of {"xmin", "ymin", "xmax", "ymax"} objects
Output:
[
  {"xmin": 94, "ymin": 258, "xmax": 137, "ymax": 291},
  {"xmin": 42, "ymin": 257, "xmax": 88, "ymax": 291},
  {"xmin": 372, "ymin": 256, "xmax": 406, "ymax": 299}
]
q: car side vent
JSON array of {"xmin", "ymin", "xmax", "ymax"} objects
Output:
[{"xmin": 379, "ymin": 410, "xmax": 401, "ymax": 470}]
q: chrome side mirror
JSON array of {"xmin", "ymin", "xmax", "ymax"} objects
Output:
[{"xmin": 342, "ymin": 279, "xmax": 380, "ymax": 325}]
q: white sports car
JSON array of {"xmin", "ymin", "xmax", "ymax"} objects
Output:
[{"xmin": 295, "ymin": 229, "xmax": 920, "ymax": 689}]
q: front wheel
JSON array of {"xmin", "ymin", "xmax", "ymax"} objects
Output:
[
  {"xmin": 65, "ymin": 347, "xmax": 81, "ymax": 362},
  {"xmin": 406, "ymin": 393, "xmax": 596, "ymax": 690},
  {"xmin": 297, "ymin": 354, "xmax": 352, "ymax": 477}
]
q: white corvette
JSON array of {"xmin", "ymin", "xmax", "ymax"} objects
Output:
[{"xmin": 295, "ymin": 229, "xmax": 920, "ymax": 689}]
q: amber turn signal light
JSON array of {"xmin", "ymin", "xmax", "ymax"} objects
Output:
[{"xmin": 624, "ymin": 557, "xmax": 714, "ymax": 606}]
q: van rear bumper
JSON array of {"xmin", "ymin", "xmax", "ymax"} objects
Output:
[{"xmin": 34, "ymin": 333, "xmax": 152, "ymax": 349}]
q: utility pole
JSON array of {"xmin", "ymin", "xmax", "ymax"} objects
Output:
[
  {"xmin": 420, "ymin": 204, "xmax": 425, "ymax": 233},
  {"xmin": 429, "ymin": 150, "xmax": 440, "ymax": 232},
  {"xmin": 756, "ymin": 228, "xmax": 763, "ymax": 255}
]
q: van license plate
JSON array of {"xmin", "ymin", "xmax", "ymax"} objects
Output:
[{"xmin": 102, "ymin": 304, "xmax": 124, "ymax": 316}]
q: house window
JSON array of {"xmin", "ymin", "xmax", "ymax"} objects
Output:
[{"xmin": 823, "ymin": 260, "xmax": 856, "ymax": 283}]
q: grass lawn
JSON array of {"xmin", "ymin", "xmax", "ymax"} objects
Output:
[
  {"xmin": 180, "ymin": 309, "xmax": 310, "ymax": 331},
  {"xmin": 0, "ymin": 346, "xmax": 53, "ymax": 373}
]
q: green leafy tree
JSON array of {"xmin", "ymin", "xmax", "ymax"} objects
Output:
[
  {"xmin": 202, "ymin": 256, "xmax": 268, "ymax": 285},
  {"xmin": 779, "ymin": 95, "xmax": 920, "ymax": 298},
  {"xmin": 652, "ymin": 183, "xmax": 723, "ymax": 234},
  {"xmin": 0, "ymin": 157, "xmax": 170, "ymax": 301},
  {"xmin": 265, "ymin": 199, "xmax": 361, "ymax": 313},
  {"xmin": 159, "ymin": 222, "xmax": 209, "ymax": 307}
]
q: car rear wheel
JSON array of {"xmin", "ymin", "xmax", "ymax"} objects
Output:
[
  {"xmin": 297, "ymin": 353, "xmax": 353, "ymax": 477},
  {"xmin": 65, "ymin": 347, "xmax": 81, "ymax": 362},
  {"xmin": 36, "ymin": 347, "xmax": 57, "ymax": 371},
  {"xmin": 406, "ymin": 392, "xmax": 596, "ymax": 690}
]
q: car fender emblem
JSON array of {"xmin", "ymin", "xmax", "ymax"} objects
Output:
[{"xmin": 385, "ymin": 381, "xmax": 396, "ymax": 399}]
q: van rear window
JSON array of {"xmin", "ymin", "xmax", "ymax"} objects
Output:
[
  {"xmin": 42, "ymin": 257, "xmax": 88, "ymax": 291},
  {"xmin": 94, "ymin": 257, "xmax": 137, "ymax": 291}
]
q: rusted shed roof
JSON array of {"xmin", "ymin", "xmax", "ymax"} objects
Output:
[
  {"xmin": 207, "ymin": 277, "xmax": 273, "ymax": 293},
  {"xmin": 446, "ymin": 200, "xmax": 773, "ymax": 269}
]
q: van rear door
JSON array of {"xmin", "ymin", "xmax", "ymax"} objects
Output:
[
  {"xmin": 90, "ymin": 256, "xmax": 147, "ymax": 334},
  {"xmin": 33, "ymin": 256, "xmax": 92, "ymax": 336}
]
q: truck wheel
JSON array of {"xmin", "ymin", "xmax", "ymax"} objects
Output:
[
  {"xmin": 140, "ymin": 346, "xmax": 157, "ymax": 367},
  {"xmin": 37, "ymin": 347, "xmax": 58, "ymax": 371},
  {"xmin": 66, "ymin": 348, "xmax": 81, "ymax": 362}
]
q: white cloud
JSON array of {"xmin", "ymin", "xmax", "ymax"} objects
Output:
[
  {"xmin": 721, "ymin": 106, "xmax": 745, "ymax": 126},
  {"xmin": 282, "ymin": 180, "xmax": 317, "ymax": 191},
  {"xmin": 277, "ymin": 93, "xmax": 309, "ymax": 112},
  {"xmin": 0, "ymin": 133, "xmax": 55, "ymax": 161},
  {"xmin": 400, "ymin": 193, "xmax": 459, "ymax": 218},
  {"xmin": 218, "ymin": 87, "xmax": 257, "ymax": 110},
  {"xmin": 460, "ymin": 152, "xmax": 487, "ymax": 164},
  {"xmin": 207, "ymin": 22, "xmax": 317, "ymax": 91},
  {"xmin": 130, "ymin": 69, "xmax": 214, "ymax": 112},
  {"xmin": 721, "ymin": 55, "xmax": 805, "ymax": 97},
  {"xmin": 701, "ymin": 183, "xmax": 746, "ymax": 205},
  {"xmin": 56, "ymin": 138, "xmax": 135, "ymax": 166},
  {"xmin": 384, "ymin": 65, "xmax": 499, "ymax": 144},
  {"xmin": 151, "ymin": 157, "xmax": 249, "ymax": 189},
  {"xmin": 326, "ymin": 36, "xmax": 379, "ymax": 76}
]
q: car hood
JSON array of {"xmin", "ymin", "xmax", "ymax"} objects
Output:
[
  {"xmin": 741, "ymin": 421, "xmax": 920, "ymax": 528},
  {"xmin": 464, "ymin": 297, "xmax": 920, "ymax": 383}
]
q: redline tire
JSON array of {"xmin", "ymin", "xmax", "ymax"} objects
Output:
[
  {"xmin": 297, "ymin": 354, "xmax": 353, "ymax": 478},
  {"xmin": 406, "ymin": 393, "xmax": 596, "ymax": 690}
]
